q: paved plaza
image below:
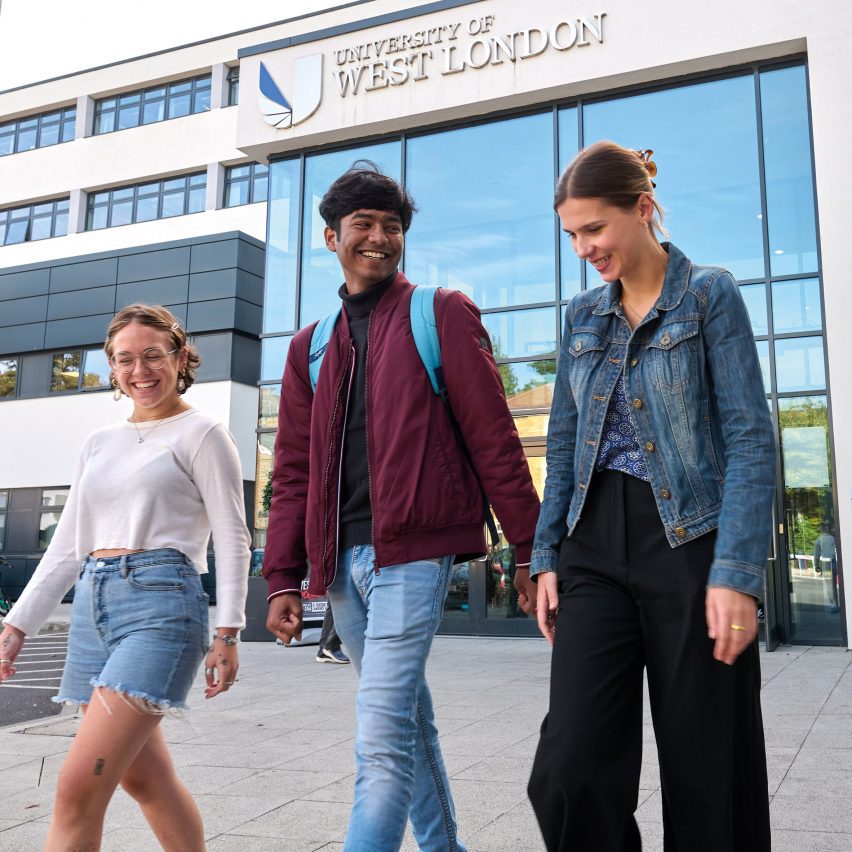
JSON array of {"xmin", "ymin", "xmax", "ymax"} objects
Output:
[{"xmin": 0, "ymin": 614, "xmax": 850, "ymax": 851}]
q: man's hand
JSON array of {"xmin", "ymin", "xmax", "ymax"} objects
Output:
[
  {"xmin": 514, "ymin": 567, "xmax": 537, "ymax": 615},
  {"xmin": 266, "ymin": 593, "xmax": 303, "ymax": 644},
  {"xmin": 706, "ymin": 586, "xmax": 758, "ymax": 665},
  {"xmin": 536, "ymin": 572, "xmax": 559, "ymax": 646}
]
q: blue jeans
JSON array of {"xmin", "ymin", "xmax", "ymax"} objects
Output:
[{"xmin": 328, "ymin": 545, "xmax": 466, "ymax": 852}]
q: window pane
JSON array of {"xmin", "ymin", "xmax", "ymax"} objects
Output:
[
  {"xmin": 170, "ymin": 80, "xmax": 192, "ymax": 94},
  {"xmin": 0, "ymin": 513, "xmax": 5, "ymax": 550},
  {"xmin": 259, "ymin": 384, "xmax": 282, "ymax": 428},
  {"xmin": 265, "ymin": 158, "xmax": 301, "ymax": 332},
  {"xmin": 558, "ymin": 106, "xmax": 582, "ymax": 298},
  {"xmin": 168, "ymin": 93, "xmax": 191, "ymax": 118},
  {"xmin": 481, "ymin": 308, "xmax": 557, "ymax": 359},
  {"xmin": 109, "ymin": 200, "xmax": 133, "ymax": 227},
  {"xmin": 225, "ymin": 180, "xmax": 249, "ymax": 207},
  {"xmin": 740, "ymin": 284, "xmax": 768, "ymax": 335},
  {"xmin": 62, "ymin": 117, "xmax": 76, "ymax": 142},
  {"xmin": 229, "ymin": 165, "xmax": 251, "ymax": 180},
  {"xmin": 17, "ymin": 128, "xmax": 37, "ymax": 151},
  {"xmin": 142, "ymin": 99, "xmax": 165, "ymax": 124},
  {"xmin": 772, "ymin": 278, "xmax": 821, "ymax": 333},
  {"xmin": 254, "ymin": 432, "xmax": 276, "ymax": 532},
  {"xmin": 54, "ymin": 211, "xmax": 68, "ymax": 237},
  {"xmin": 39, "ymin": 512, "xmax": 62, "ymax": 549},
  {"xmin": 775, "ymin": 336, "xmax": 825, "ymax": 392},
  {"xmin": 144, "ymin": 87, "xmax": 167, "ymax": 101},
  {"xmin": 161, "ymin": 192, "xmax": 185, "ymax": 218},
  {"xmin": 82, "ymin": 349, "xmax": 111, "ymax": 389},
  {"xmin": 30, "ymin": 216, "xmax": 53, "ymax": 241},
  {"xmin": 0, "ymin": 134, "xmax": 13, "ymax": 156},
  {"xmin": 406, "ymin": 114, "xmax": 555, "ymax": 310},
  {"xmin": 499, "ymin": 360, "xmax": 556, "ymax": 409},
  {"xmin": 51, "ymin": 352, "xmax": 81, "ymax": 391},
  {"xmin": 761, "ymin": 67, "xmax": 818, "ymax": 276},
  {"xmin": 42, "ymin": 488, "xmax": 69, "ymax": 508},
  {"xmin": 189, "ymin": 173, "xmax": 206, "ymax": 187},
  {"xmin": 135, "ymin": 194, "xmax": 159, "ymax": 222},
  {"xmin": 187, "ymin": 187, "xmax": 206, "ymax": 214},
  {"xmin": 193, "ymin": 89, "xmax": 211, "ymax": 113},
  {"xmin": 0, "ymin": 358, "xmax": 17, "ymax": 399},
  {"xmin": 119, "ymin": 92, "xmax": 141, "ymax": 105},
  {"xmin": 252, "ymin": 172, "xmax": 268, "ymax": 203},
  {"xmin": 95, "ymin": 111, "xmax": 115, "ymax": 134},
  {"xmin": 4, "ymin": 220, "xmax": 28, "ymax": 244},
  {"xmin": 261, "ymin": 336, "xmax": 292, "ymax": 382},
  {"xmin": 755, "ymin": 339, "xmax": 771, "ymax": 394},
  {"xmin": 88, "ymin": 205, "xmax": 108, "ymax": 230},
  {"xmin": 112, "ymin": 186, "xmax": 134, "ymax": 201},
  {"xmin": 777, "ymin": 396, "xmax": 841, "ymax": 641},
  {"xmin": 583, "ymin": 75, "xmax": 764, "ymax": 281},
  {"xmin": 38, "ymin": 122, "xmax": 60, "ymax": 147},
  {"xmin": 117, "ymin": 105, "xmax": 140, "ymax": 130},
  {"xmin": 163, "ymin": 177, "xmax": 185, "ymax": 192}
]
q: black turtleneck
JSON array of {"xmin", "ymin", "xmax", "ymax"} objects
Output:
[{"xmin": 338, "ymin": 272, "xmax": 395, "ymax": 548}]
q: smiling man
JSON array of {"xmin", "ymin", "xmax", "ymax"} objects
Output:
[{"xmin": 262, "ymin": 163, "xmax": 540, "ymax": 852}]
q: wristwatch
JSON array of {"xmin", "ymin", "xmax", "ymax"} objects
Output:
[{"xmin": 212, "ymin": 632, "xmax": 238, "ymax": 646}]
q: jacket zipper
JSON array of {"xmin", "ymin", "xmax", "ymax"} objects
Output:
[
  {"xmin": 320, "ymin": 345, "xmax": 353, "ymax": 581},
  {"xmin": 364, "ymin": 314, "xmax": 379, "ymax": 574},
  {"xmin": 332, "ymin": 344, "xmax": 356, "ymax": 583}
]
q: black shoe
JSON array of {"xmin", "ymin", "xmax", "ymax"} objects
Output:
[{"xmin": 317, "ymin": 648, "xmax": 350, "ymax": 664}]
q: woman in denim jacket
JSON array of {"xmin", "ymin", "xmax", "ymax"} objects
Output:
[{"xmin": 527, "ymin": 142, "xmax": 774, "ymax": 851}]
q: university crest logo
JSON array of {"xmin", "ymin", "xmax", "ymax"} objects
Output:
[{"xmin": 259, "ymin": 55, "xmax": 323, "ymax": 129}]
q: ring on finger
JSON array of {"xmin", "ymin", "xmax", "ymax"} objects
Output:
[
  {"xmin": 730, "ymin": 624, "xmax": 747, "ymax": 631},
  {"xmin": 204, "ymin": 667, "xmax": 215, "ymax": 675}
]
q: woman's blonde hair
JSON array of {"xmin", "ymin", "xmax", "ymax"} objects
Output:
[
  {"xmin": 554, "ymin": 140, "xmax": 666, "ymax": 235},
  {"xmin": 105, "ymin": 304, "xmax": 200, "ymax": 394}
]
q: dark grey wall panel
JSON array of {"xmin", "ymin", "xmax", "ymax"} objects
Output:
[
  {"xmin": 0, "ymin": 295, "xmax": 48, "ymax": 328},
  {"xmin": 164, "ymin": 303, "xmax": 188, "ymax": 327},
  {"xmin": 235, "ymin": 299, "xmax": 263, "ymax": 336},
  {"xmin": 17, "ymin": 352, "xmax": 51, "ymax": 397},
  {"xmin": 193, "ymin": 332, "xmax": 232, "ymax": 381},
  {"xmin": 187, "ymin": 298, "xmax": 236, "ymax": 332},
  {"xmin": 232, "ymin": 333, "xmax": 261, "ymax": 386},
  {"xmin": 47, "ymin": 286, "xmax": 116, "ymax": 321},
  {"xmin": 0, "ymin": 268, "xmax": 50, "ymax": 301},
  {"xmin": 50, "ymin": 258, "xmax": 118, "ymax": 293},
  {"xmin": 117, "ymin": 247, "xmax": 191, "ymax": 284},
  {"xmin": 0, "ymin": 322, "xmax": 45, "ymax": 354},
  {"xmin": 236, "ymin": 269, "xmax": 264, "ymax": 306},
  {"xmin": 116, "ymin": 276, "xmax": 189, "ymax": 310},
  {"xmin": 44, "ymin": 314, "xmax": 112, "ymax": 350},
  {"xmin": 190, "ymin": 239, "xmax": 239, "ymax": 275},
  {"xmin": 237, "ymin": 240, "xmax": 265, "ymax": 279},
  {"xmin": 189, "ymin": 269, "xmax": 239, "ymax": 302}
]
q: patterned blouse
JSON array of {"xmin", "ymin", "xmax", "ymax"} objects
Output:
[{"xmin": 595, "ymin": 373, "xmax": 649, "ymax": 481}]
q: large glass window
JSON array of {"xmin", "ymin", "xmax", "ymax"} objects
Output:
[
  {"xmin": 0, "ymin": 358, "xmax": 17, "ymax": 399},
  {"xmin": 39, "ymin": 488, "xmax": 69, "ymax": 550},
  {"xmin": 264, "ymin": 159, "xmax": 301, "ymax": 334},
  {"xmin": 300, "ymin": 142, "xmax": 402, "ymax": 325},
  {"xmin": 0, "ymin": 106, "xmax": 76, "ymax": 156},
  {"xmin": 224, "ymin": 162, "xmax": 269, "ymax": 207},
  {"xmin": 1, "ymin": 198, "xmax": 69, "ymax": 246},
  {"xmin": 406, "ymin": 113, "xmax": 555, "ymax": 309},
  {"xmin": 49, "ymin": 349, "xmax": 111, "ymax": 393},
  {"xmin": 86, "ymin": 173, "xmax": 206, "ymax": 230},
  {"xmin": 93, "ymin": 75, "xmax": 211, "ymax": 135},
  {"xmin": 583, "ymin": 75, "xmax": 764, "ymax": 282}
]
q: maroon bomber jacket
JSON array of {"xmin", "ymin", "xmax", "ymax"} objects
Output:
[{"xmin": 262, "ymin": 272, "xmax": 540, "ymax": 598}]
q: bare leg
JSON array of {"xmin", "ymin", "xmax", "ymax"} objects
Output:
[
  {"xmin": 44, "ymin": 688, "xmax": 202, "ymax": 852},
  {"xmin": 119, "ymin": 724, "xmax": 205, "ymax": 850}
]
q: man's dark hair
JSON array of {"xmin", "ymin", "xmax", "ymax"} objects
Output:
[{"xmin": 319, "ymin": 160, "xmax": 417, "ymax": 234}]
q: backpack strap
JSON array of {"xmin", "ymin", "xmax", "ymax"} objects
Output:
[
  {"xmin": 410, "ymin": 285, "xmax": 441, "ymax": 395},
  {"xmin": 308, "ymin": 307, "xmax": 342, "ymax": 393}
]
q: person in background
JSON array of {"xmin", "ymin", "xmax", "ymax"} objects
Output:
[
  {"xmin": 316, "ymin": 600, "xmax": 350, "ymax": 664},
  {"xmin": 263, "ymin": 163, "xmax": 540, "ymax": 851},
  {"xmin": 528, "ymin": 142, "xmax": 775, "ymax": 851},
  {"xmin": 0, "ymin": 304, "xmax": 250, "ymax": 851},
  {"xmin": 814, "ymin": 523, "xmax": 840, "ymax": 611}
]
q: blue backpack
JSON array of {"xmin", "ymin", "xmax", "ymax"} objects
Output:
[{"xmin": 307, "ymin": 285, "xmax": 499, "ymax": 549}]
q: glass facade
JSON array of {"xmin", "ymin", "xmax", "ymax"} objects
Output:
[
  {"xmin": 48, "ymin": 348, "xmax": 112, "ymax": 393},
  {"xmin": 1, "ymin": 199, "xmax": 69, "ymax": 246},
  {"xmin": 86, "ymin": 173, "xmax": 206, "ymax": 230},
  {"xmin": 258, "ymin": 61, "xmax": 839, "ymax": 642},
  {"xmin": 0, "ymin": 106, "xmax": 76, "ymax": 156},
  {"xmin": 93, "ymin": 75, "xmax": 211, "ymax": 134},
  {"xmin": 224, "ymin": 162, "xmax": 269, "ymax": 207},
  {"xmin": 0, "ymin": 359, "xmax": 17, "ymax": 399}
]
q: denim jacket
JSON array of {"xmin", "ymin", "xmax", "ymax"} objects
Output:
[{"xmin": 531, "ymin": 243, "xmax": 775, "ymax": 598}]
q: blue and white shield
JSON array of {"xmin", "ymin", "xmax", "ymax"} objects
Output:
[{"xmin": 259, "ymin": 55, "xmax": 323, "ymax": 129}]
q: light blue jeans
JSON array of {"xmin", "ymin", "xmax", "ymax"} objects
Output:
[{"xmin": 328, "ymin": 545, "xmax": 467, "ymax": 852}]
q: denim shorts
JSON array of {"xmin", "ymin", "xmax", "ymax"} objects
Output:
[{"xmin": 54, "ymin": 548, "xmax": 209, "ymax": 711}]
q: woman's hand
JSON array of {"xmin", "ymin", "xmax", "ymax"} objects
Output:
[
  {"xmin": 204, "ymin": 636, "xmax": 239, "ymax": 699},
  {"xmin": 0, "ymin": 624, "xmax": 25, "ymax": 681},
  {"xmin": 536, "ymin": 572, "xmax": 559, "ymax": 646},
  {"xmin": 705, "ymin": 587, "xmax": 758, "ymax": 665}
]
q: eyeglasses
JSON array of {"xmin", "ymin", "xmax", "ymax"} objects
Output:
[{"xmin": 110, "ymin": 348, "xmax": 177, "ymax": 373}]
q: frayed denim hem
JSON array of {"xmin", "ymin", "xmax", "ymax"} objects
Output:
[{"xmin": 53, "ymin": 682, "xmax": 189, "ymax": 717}]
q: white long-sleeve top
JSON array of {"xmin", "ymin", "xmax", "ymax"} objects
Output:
[{"xmin": 5, "ymin": 408, "xmax": 250, "ymax": 636}]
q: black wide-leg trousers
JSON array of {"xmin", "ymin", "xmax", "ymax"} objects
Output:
[{"xmin": 528, "ymin": 471, "xmax": 770, "ymax": 852}]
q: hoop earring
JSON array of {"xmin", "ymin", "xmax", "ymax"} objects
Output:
[
  {"xmin": 111, "ymin": 376, "xmax": 122, "ymax": 402},
  {"xmin": 177, "ymin": 373, "xmax": 187, "ymax": 395}
]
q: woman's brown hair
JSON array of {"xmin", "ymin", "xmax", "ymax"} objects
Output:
[
  {"xmin": 554, "ymin": 140, "xmax": 666, "ymax": 235},
  {"xmin": 105, "ymin": 304, "xmax": 200, "ymax": 394}
]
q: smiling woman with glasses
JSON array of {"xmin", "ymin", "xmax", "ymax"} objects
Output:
[{"xmin": 0, "ymin": 303, "xmax": 250, "ymax": 852}]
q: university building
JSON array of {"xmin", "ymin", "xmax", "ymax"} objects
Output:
[{"xmin": 0, "ymin": 0, "xmax": 848, "ymax": 647}]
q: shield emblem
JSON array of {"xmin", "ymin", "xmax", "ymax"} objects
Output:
[{"xmin": 259, "ymin": 55, "xmax": 323, "ymax": 129}]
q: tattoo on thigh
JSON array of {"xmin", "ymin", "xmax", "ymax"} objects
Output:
[{"xmin": 93, "ymin": 758, "xmax": 106, "ymax": 776}]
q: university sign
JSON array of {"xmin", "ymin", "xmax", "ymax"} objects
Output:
[{"xmin": 258, "ymin": 11, "xmax": 606, "ymax": 128}]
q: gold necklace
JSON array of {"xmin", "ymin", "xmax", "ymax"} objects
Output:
[{"xmin": 130, "ymin": 402, "xmax": 185, "ymax": 444}]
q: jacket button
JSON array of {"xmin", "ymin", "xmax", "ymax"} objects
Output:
[
  {"xmin": 661, "ymin": 333, "xmax": 671, "ymax": 346},
  {"xmin": 660, "ymin": 489, "xmax": 671, "ymax": 499},
  {"xmin": 645, "ymin": 442, "xmax": 655, "ymax": 452},
  {"xmin": 630, "ymin": 357, "xmax": 638, "ymax": 367},
  {"xmin": 675, "ymin": 527, "xmax": 686, "ymax": 538},
  {"xmin": 633, "ymin": 398, "xmax": 643, "ymax": 409},
  {"xmin": 574, "ymin": 341, "xmax": 582, "ymax": 351}
]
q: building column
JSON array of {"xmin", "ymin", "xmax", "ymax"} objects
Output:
[
  {"xmin": 206, "ymin": 162, "xmax": 225, "ymax": 211},
  {"xmin": 75, "ymin": 95, "xmax": 94, "ymax": 138},
  {"xmin": 66, "ymin": 188, "xmax": 86, "ymax": 234},
  {"xmin": 211, "ymin": 62, "xmax": 229, "ymax": 109}
]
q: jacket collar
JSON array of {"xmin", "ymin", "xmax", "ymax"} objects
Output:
[{"xmin": 593, "ymin": 242, "xmax": 691, "ymax": 316}]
